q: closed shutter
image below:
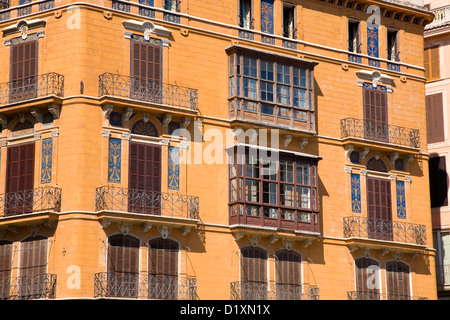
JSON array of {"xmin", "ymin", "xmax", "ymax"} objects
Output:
[
  {"xmin": 148, "ymin": 238, "xmax": 178, "ymax": 299},
  {"xmin": 424, "ymin": 48, "xmax": 430, "ymax": 79},
  {"xmin": 275, "ymin": 250, "xmax": 301, "ymax": 299},
  {"xmin": 128, "ymin": 142, "xmax": 161, "ymax": 215},
  {"xmin": 107, "ymin": 235, "xmax": 139, "ymax": 298},
  {"xmin": 10, "ymin": 41, "xmax": 37, "ymax": 102},
  {"xmin": 241, "ymin": 247, "xmax": 267, "ymax": 299},
  {"xmin": 386, "ymin": 261, "xmax": 410, "ymax": 300},
  {"xmin": 426, "ymin": 93, "xmax": 444, "ymax": 144},
  {"xmin": 355, "ymin": 258, "xmax": 380, "ymax": 300},
  {"xmin": 430, "ymin": 46, "xmax": 440, "ymax": 79},
  {"xmin": 0, "ymin": 241, "xmax": 12, "ymax": 299},
  {"xmin": 429, "ymin": 156, "xmax": 448, "ymax": 208},
  {"xmin": 367, "ymin": 177, "xmax": 393, "ymax": 241},
  {"xmin": 19, "ymin": 236, "xmax": 48, "ymax": 299},
  {"xmin": 363, "ymin": 87, "xmax": 388, "ymax": 143},
  {"xmin": 5, "ymin": 142, "xmax": 35, "ymax": 216}
]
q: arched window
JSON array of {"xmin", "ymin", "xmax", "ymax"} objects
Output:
[
  {"xmin": 386, "ymin": 261, "xmax": 410, "ymax": 300},
  {"xmin": 275, "ymin": 249, "xmax": 302, "ymax": 300},
  {"xmin": 107, "ymin": 234, "xmax": 140, "ymax": 298},
  {"xmin": 0, "ymin": 240, "xmax": 13, "ymax": 299},
  {"xmin": 367, "ymin": 157, "xmax": 387, "ymax": 172},
  {"xmin": 148, "ymin": 238, "xmax": 179, "ymax": 299},
  {"xmin": 354, "ymin": 257, "xmax": 380, "ymax": 300},
  {"xmin": 131, "ymin": 120, "xmax": 158, "ymax": 137},
  {"xmin": 240, "ymin": 246, "xmax": 267, "ymax": 299}
]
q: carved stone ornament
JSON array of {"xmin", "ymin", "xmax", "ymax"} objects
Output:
[
  {"xmin": 19, "ymin": 24, "xmax": 28, "ymax": 40},
  {"xmin": 118, "ymin": 223, "xmax": 133, "ymax": 236},
  {"xmin": 247, "ymin": 235, "xmax": 261, "ymax": 247},
  {"xmin": 282, "ymin": 238, "xmax": 295, "ymax": 251},
  {"xmin": 158, "ymin": 225, "xmax": 172, "ymax": 239}
]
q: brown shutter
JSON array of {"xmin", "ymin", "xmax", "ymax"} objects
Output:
[
  {"xmin": 0, "ymin": 241, "xmax": 12, "ymax": 299},
  {"xmin": 363, "ymin": 86, "xmax": 388, "ymax": 143},
  {"xmin": 386, "ymin": 261, "xmax": 410, "ymax": 299},
  {"xmin": 275, "ymin": 250, "xmax": 301, "ymax": 285},
  {"xmin": 131, "ymin": 41, "xmax": 161, "ymax": 83},
  {"xmin": 367, "ymin": 177, "xmax": 392, "ymax": 241},
  {"xmin": 10, "ymin": 41, "xmax": 37, "ymax": 102},
  {"xmin": 20, "ymin": 236, "xmax": 48, "ymax": 277},
  {"xmin": 426, "ymin": 93, "xmax": 444, "ymax": 144},
  {"xmin": 424, "ymin": 48, "xmax": 430, "ymax": 79},
  {"xmin": 148, "ymin": 238, "xmax": 178, "ymax": 299},
  {"xmin": 355, "ymin": 258, "xmax": 380, "ymax": 299},
  {"xmin": 430, "ymin": 46, "xmax": 440, "ymax": 79}
]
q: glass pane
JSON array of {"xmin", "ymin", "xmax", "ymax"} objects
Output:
[
  {"xmin": 277, "ymin": 64, "xmax": 290, "ymax": 84},
  {"xmin": 263, "ymin": 182, "xmax": 277, "ymax": 204},
  {"xmin": 281, "ymin": 209, "xmax": 295, "ymax": 220},
  {"xmin": 281, "ymin": 184, "xmax": 294, "ymax": 206},
  {"xmin": 277, "ymin": 85, "xmax": 290, "ymax": 105},
  {"xmin": 245, "ymin": 179, "xmax": 259, "ymax": 202},
  {"xmin": 293, "ymin": 67, "xmax": 306, "ymax": 87},
  {"xmin": 245, "ymin": 155, "xmax": 259, "ymax": 177},
  {"xmin": 296, "ymin": 186, "xmax": 310, "ymax": 209},
  {"xmin": 246, "ymin": 205, "xmax": 260, "ymax": 217},
  {"xmin": 260, "ymin": 60, "xmax": 274, "ymax": 81},
  {"xmin": 293, "ymin": 109, "xmax": 307, "ymax": 121},
  {"xmin": 280, "ymin": 161, "xmax": 294, "ymax": 182},
  {"xmin": 293, "ymin": 88, "xmax": 307, "ymax": 108},
  {"xmin": 296, "ymin": 163, "xmax": 310, "ymax": 185},
  {"xmin": 243, "ymin": 100, "xmax": 257, "ymax": 111},
  {"xmin": 243, "ymin": 78, "xmax": 257, "ymax": 99},
  {"xmin": 230, "ymin": 179, "xmax": 237, "ymax": 201},
  {"xmin": 261, "ymin": 81, "xmax": 274, "ymax": 102},
  {"xmin": 263, "ymin": 207, "xmax": 278, "ymax": 218},
  {"xmin": 261, "ymin": 103, "xmax": 274, "ymax": 115},
  {"xmin": 243, "ymin": 57, "xmax": 257, "ymax": 77},
  {"xmin": 278, "ymin": 107, "xmax": 290, "ymax": 118},
  {"xmin": 262, "ymin": 160, "xmax": 277, "ymax": 180}
]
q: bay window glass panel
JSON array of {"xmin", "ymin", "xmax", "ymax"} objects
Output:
[
  {"xmin": 263, "ymin": 207, "xmax": 278, "ymax": 218},
  {"xmin": 277, "ymin": 85, "xmax": 290, "ymax": 105},
  {"xmin": 280, "ymin": 161, "xmax": 294, "ymax": 183},
  {"xmin": 281, "ymin": 184, "xmax": 294, "ymax": 206},
  {"xmin": 261, "ymin": 103, "xmax": 274, "ymax": 115},
  {"xmin": 246, "ymin": 155, "xmax": 259, "ymax": 177},
  {"xmin": 293, "ymin": 67, "xmax": 306, "ymax": 87},
  {"xmin": 260, "ymin": 60, "xmax": 274, "ymax": 81},
  {"xmin": 261, "ymin": 81, "xmax": 274, "ymax": 102},
  {"xmin": 243, "ymin": 57, "xmax": 257, "ymax": 77},
  {"xmin": 278, "ymin": 107, "xmax": 290, "ymax": 118},
  {"xmin": 294, "ymin": 88, "xmax": 307, "ymax": 108},
  {"xmin": 297, "ymin": 163, "xmax": 310, "ymax": 185},
  {"xmin": 262, "ymin": 160, "xmax": 277, "ymax": 180},
  {"xmin": 263, "ymin": 182, "xmax": 277, "ymax": 204},
  {"xmin": 230, "ymin": 179, "xmax": 237, "ymax": 202},
  {"xmin": 246, "ymin": 205, "xmax": 260, "ymax": 216},
  {"xmin": 294, "ymin": 109, "xmax": 307, "ymax": 121},
  {"xmin": 277, "ymin": 64, "xmax": 290, "ymax": 84},
  {"xmin": 282, "ymin": 209, "xmax": 295, "ymax": 220},
  {"xmin": 297, "ymin": 186, "xmax": 310, "ymax": 209},
  {"xmin": 243, "ymin": 100, "xmax": 257, "ymax": 111},
  {"xmin": 245, "ymin": 179, "xmax": 259, "ymax": 202},
  {"xmin": 243, "ymin": 78, "xmax": 257, "ymax": 99}
]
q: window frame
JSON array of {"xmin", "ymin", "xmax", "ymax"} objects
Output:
[
  {"xmin": 348, "ymin": 18, "xmax": 361, "ymax": 53},
  {"xmin": 386, "ymin": 28, "xmax": 399, "ymax": 62}
]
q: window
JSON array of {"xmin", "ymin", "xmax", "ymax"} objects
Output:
[
  {"xmin": 434, "ymin": 231, "xmax": 450, "ymax": 285},
  {"xmin": 0, "ymin": 240, "xmax": 12, "ymax": 300},
  {"xmin": 426, "ymin": 93, "xmax": 444, "ymax": 144},
  {"xmin": 10, "ymin": 40, "xmax": 38, "ymax": 103},
  {"xmin": 363, "ymin": 85, "xmax": 388, "ymax": 143},
  {"xmin": 424, "ymin": 46, "xmax": 440, "ymax": 80},
  {"xmin": 348, "ymin": 20, "xmax": 361, "ymax": 53},
  {"xmin": 240, "ymin": 247, "xmax": 267, "ymax": 299},
  {"xmin": 387, "ymin": 29, "xmax": 399, "ymax": 62},
  {"xmin": 239, "ymin": 0, "xmax": 253, "ymax": 29},
  {"xmin": 229, "ymin": 148, "xmax": 318, "ymax": 225},
  {"xmin": 228, "ymin": 48, "xmax": 315, "ymax": 123},
  {"xmin": 354, "ymin": 258, "xmax": 380, "ymax": 300},
  {"xmin": 366, "ymin": 176, "xmax": 393, "ymax": 241},
  {"xmin": 164, "ymin": 0, "xmax": 180, "ymax": 12},
  {"xmin": 429, "ymin": 156, "xmax": 448, "ymax": 208},
  {"xmin": 282, "ymin": 5, "xmax": 296, "ymax": 39},
  {"xmin": 386, "ymin": 261, "xmax": 410, "ymax": 300},
  {"xmin": 148, "ymin": 238, "xmax": 179, "ymax": 299},
  {"xmin": 275, "ymin": 250, "xmax": 301, "ymax": 299}
]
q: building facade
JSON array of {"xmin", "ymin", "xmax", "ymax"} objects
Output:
[
  {"xmin": 0, "ymin": 0, "xmax": 437, "ymax": 300},
  {"xmin": 424, "ymin": 0, "xmax": 450, "ymax": 300}
]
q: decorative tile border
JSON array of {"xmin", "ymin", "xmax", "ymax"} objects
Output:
[
  {"xmin": 39, "ymin": 0, "xmax": 55, "ymax": 11},
  {"xmin": 164, "ymin": 12, "xmax": 180, "ymax": 24},
  {"xmin": 41, "ymin": 138, "xmax": 53, "ymax": 184},
  {"xmin": 351, "ymin": 173, "xmax": 361, "ymax": 213},
  {"xmin": 396, "ymin": 180, "xmax": 406, "ymax": 219},
  {"xmin": 168, "ymin": 146, "xmax": 180, "ymax": 191},
  {"xmin": 112, "ymin": 1, "xmax": 130, "ymax": 13},
  {"xmin": 108, "ymin": 138, "xmax": 121, "ymax": 184},
  {"xmin": 239, "ymin": 30, "xmax": 254, "ymax": 40},
  {"xmin": 282, "ymin": 40, "xmax": 297, "ymax": 50},
  {"xmin": 261, "ymin": 35, "xmax": 275, "ymax": 45}
]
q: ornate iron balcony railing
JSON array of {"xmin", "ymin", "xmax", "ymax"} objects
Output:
[
  {"xmin": 340, "ymin": 117, "xmax": 420, "ymax": 148},
  {"xmin": 347, "ymin": 291, "xmax": 427, "ymax": 300},
  {"xmin": 94, "ymin": 272, "xmax": 198, "ymax": 300},
  {"xmin": 387, "ymin": 49, "xmax": 400, "ymax": 62},
  {"xmin": 348, "ymin": 40, "xmax": 362, "ymax": 54},
  {"xmin": 230, "ymin": 281, "xmax": 319, "ymax": 300},
  {"xmin": 343, "ymin": 216, "xmax": 426, "ymax": 246},
  {"xmin": 0, "ymin": 274, "xmax": 57, "ymax": 300},
  {"xmin": 98, "ymin": 72, "xmax": 198, "ymax": 110},
  {"xmin": 95, "ymin": 185, "xmax": 200, "ymax": 220},
  {"xmin": 0, "ymin": 73, "xmax": 64, "ymax": 105},
  {"xmin": 0, "ymin": 186, "xmax": 62, "ymax": 218}
]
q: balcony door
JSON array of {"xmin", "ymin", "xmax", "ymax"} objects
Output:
[
  {"xmin": 355, "ymin": 257, "xmax": 381, "ymax": 300},
  {"xmin": 386, "ymin": 261, "xmax": 410, "ymax": 300},
  {"xmin": 131, "ymin": 40, "xmax": 162, "ymax": 102},
  {"xmin": 128, "ymin": 142, "xmax": 161, "ymax": 215},
  {"xmin": 5, "ymin": 142, "xmax": 35, "ymax": 216},
  {"xmin": 363, "ymin": 85, "xmax": 388, "ymax": 143},
  {"xmin": 10, "ymin": 40, "xmax": 37, "ymax": 103},
  {"xmin": 366, "ymin": 176, "xmax": 393, "ymax": 241},
  {"xmin": 275, "ymin": 250, "xmax": 302, "ymax": 299},
  {"xmin": 240, "ymin": 246, "xmax": 267, "ymax": 299},
  {"xmin": 19, "ymin": 236, "xmax": 48, "ymax": 299},
  {"xmin": 0, "ymin": 240, "xmax": 13, "ymax": 299}
]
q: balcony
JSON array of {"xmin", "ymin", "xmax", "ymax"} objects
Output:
[
  {"xmin": 347, "ymin": 291, "xmax": 427, "ymax": 300},
  {"xmin": 0, "ymin": 73, "xmax": 64, "ymax": 106},
  {"xmin": 98, "ymin": 72, "xmax": 198, "ymax": 111},
  {"xmin": 425, "ymin": 5, "xmax": 450, "ymax": 30},
  {"xmin": 343, "ymin": 216, "xmax": 426, "ymax": 246},
  {"xmin": 95, "ymin": 186, "xmax": 199, "ymax": 220},
  {"xmin": 0, "ymin": 186, "xmax": 62, "ymax": 218},
  {"xmin": 0, "ymin": 274, "xmax": 57, "ymax": 300},
  {"xmin": 94, "ymin": 272, "xmax": 198, "ymax": 300},
  {"xmin": 230, "ymin": 281, "xmax": 319, "ymax": 300},
  {"xmin": 340, "ymin": 117, "xmax": 420, "ymax": 149}
]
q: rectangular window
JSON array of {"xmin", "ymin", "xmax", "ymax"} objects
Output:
[
  {"xmin": 164, "ymin": 0, "xmax": 180, "ymax": 12},
  {"xmin": 348, "ymin": 20, "xmax": 361, "ymax": 53},
  {"xmin": 10, "ymin": 40, "xmax": 38, "ymax": 103},
  {"xmin": 239, "ymin": 0, "xmax": 253, "ymax": 29},
  {"xmin": 387, "ymin": 29, "xmax": 399, "ymax": 62},
  {"xmin": 424, "ymin": 46, "xmax": 440, "ymax": 80},
  {"xmin": 426, "ymin": 93, "xmax": 444, "ymax": 144},
  {"xmin": 429, "ymin": 156, "xmax": 448, "ymax": 208},
  {"xmin": 282, "ymin": 5, "xmax": 296, "ymax": 39}
]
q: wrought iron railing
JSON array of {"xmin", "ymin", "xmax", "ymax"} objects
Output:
[
  {"xmin": 0, "ymin": 274, "xmax": 57, "ymax": 300},
  {"xmin": 436, "ymin": 264, "xmax": 450, "ymax": 286},
  {"xmin": 94, "ymin": 272, "xmax": 198, "ymax": 300},
  {"xmin": 282, "ymin": 20, "xmax": 297, "ymax": 39},
  {"xmin": 98, "ymin": 72, "xmax": 198, "ymax": 110},
  {"xmin": 340, "ymin": 117, "xmax": 420, "ymax": 148},
  {"xmin": 347, "ymin": 291, "xmax": 427, "ymax": 300},
  {"xmin": 387, "ymin": 49, "xmax": 400, "ymax": 62},
  {"xmin": 0, "ymin": 73, "xmax": 64, "ymax": 105},
  {"xmin": 0, "ymin": 0, "xmax": 9, "ymax": 10},
  {"xmin": 348, "ymin": 40, "xmax": 362, "ymax": 53},
  {"xmin": 0, "ymin": 186, "xmax": 62, "ymax": 218},
  {"xmin": 238, "ymin": 15, "xmax": 254, "ymax": 29},
  {"xmin": 95, "ymin": 186, "xmax": 200, "ymax": 220},
  {"xmin": 230, "ymin": 281, "xmax": 320, "ymax": 300},
  {"xmin": 343, "ymin": 216, "xmax": 427, "ymax": 246}
]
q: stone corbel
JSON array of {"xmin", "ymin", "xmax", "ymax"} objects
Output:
[
  {"xmin": 162, "ymin": 114, "xmax": 172, "ymax": 127},
  {"xmin": 181, "ymin": 117, "xmax": 191, "ymax": 129},
  {"xmin": 299, "ymin": 137, "xmax": 308, "ymax": 150},
  {"xmin": 124, "ymin": 108, "xmax": 133, "ymax": 122},
  {"xmin": 100, "ymin": 219, "xmax": 111, "ymax": 229},
  {"xmin": 393, "ymin": 252, "xmax": 403, "ymax": 262},
  {"xmin": 118, "ymin": 223, "xmax": 133, "ymax": 236},
  {"xmin": 282, "ymin": 238, "xmax": 295, "ymax": 251},
  {"xmin": 374, "ymin": 152, "xmax": 380, "ymax": 160},
  {"xmin": 143, "ymin": 113, "xmax": 149, "ymax": 123},
  {"xmin": 158, "ymin": 225, "xmax": 172, "ymax": 239},
  {"xmin": 303, "ymin": 239, "xmax": 313, "ymax": 248},
  {"xmin": 283, "ymin": 135, "xmax": 292, "ymax": 148},
  {"xmin": 389, "ymin": 152, "xmax": 399, "ymax": 164},
  {"xmin": 269, "ymin": 236, "xmax": 279, "ymax": 245},
  {"xmin": 181, "ymin": 226, "xmax": 191, "ymax": 236},
  {"xmin": 141, "ymin": 222, "xmax": 152, "ymax": 232},
  {"xmin": 48, "ymin": 104, "xmax": 60, "ymax": 119},
  {"xmin": 247, "ymin": 235, "xmax": 261, "ymax": 247},
  {"xmin": 410, "ymin": 251, "xmax": 420, "ymax": 260},
  {"xmin": 31, "ymin": 108, "xmax": 43, "ymax": 123},
  {"xmin": 345, "ymin": 144, "xmax": 354, "ymax": 157},
  {"xmin": 0, "ymin": 115, "xmax": 7, "ymax": 129},
  {"xmin": 405, "ymin": 155, "xmax": 414, "ymax": 167},
  {"xmin": 232, "ymin": 127, "xmax": 243, "ymax": 140},
  {"xmin": 102, "ymin": 104, "xmax": 113, "ymax": 119},
  {"xmin": 348, "ymin": 245, "xmax": 359, "ymax": 253},
  {"xmin": 28, "ymin": 225, "xmax": 41, "ymax": 236},
  {"xmin": 381, "ymin": 248, "xmax": 390, "ymax": 256},
  {"xmin": 232, "ymin": 232, "xmax": 244, "ymax": 241},
  {"xmin": 360, "ymin": 147, "xmax": 370, "ymax": 160},
  {"xmin": 7, "ymin": 226, "xmax": 18, "ymax": 235},
  {"xmin": 362, "ymin": 248, "xmax": 372, "ymax": 258}
]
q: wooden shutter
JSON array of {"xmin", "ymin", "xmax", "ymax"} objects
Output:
[
  {"xmin": 355, "ymin": 258, "xmax": 380, "ymax": 299},
  {"xmin": 20, "ymin": 236, "xmax": 48, "ymax": 278},
  {"xmin": 430, "ymin": 46, "xmax": 440, "ymax": 79},
  {"xmin": 0, "ymin": 241, "xmax": 12, "ymax": 299},
  {"xmin": 367, "ymin": 177, "xmax": 392, "ymax": 241},
  {"xmin": 241, "ymin": 247, "xmax": 267, "ymax": 299},
  {"xmin": 426, "ymin": 93, "xmax": 444, "ymax": 144},
  {"xmin": 386, "ymin": 261, "xmax": 410, "ymax": 299},
  {"xmin": 363, "ymin": 86, "xmax": 388, "ymax": 143},
  {"xmin": 5, "ymin": 143, "xmax": 35, "ymax": 216},
  {"xmin": 275, "ymin": 250, "xmax": 301, "ymax": 285},
  {"xmin": 429, "ymin": 156, "xmax": 448, "ymax": 208},
  {"xmin": 10, "ymin": 41, "xmax": 37, "ymax": 102},
  {"xmin": 424, "ymin": 48, "xmax": 430, "ymax": 79},
  {"xmin": 131, "ymin": 41, "xmax": 161, "ymax": 83},
  {"xmin": 148, "ymin": 238, "xmax": 178, "ymax": 299}
]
